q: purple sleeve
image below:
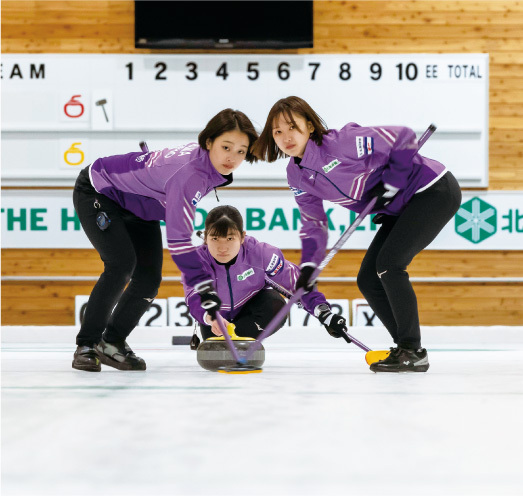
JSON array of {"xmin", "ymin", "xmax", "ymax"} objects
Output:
[
  {"xmin": 165, "ymin": 178, "xmax": 212, "ymax": 288},
  {"xmin": 260, "ymin": 241, "xmax": 328, "ymax": 315},
  {"xmin": 260, "ymin": 242, "xmax": 296, "ymax": 292},
  {"xmin": 181, "ymin": 252, "xmax": 214, "ymax": 325},
  {"xmin": 370, "ymin": 126, "xmax": 418, "ymax": 189},
  {"xmin": 182, "ymin": 277, "xmax": 206, "ymax": 325},
  {"xmin": 294, "ymin": 191, "xmax": 329, "ymax": 267},
  {"xmin": 301, "ymin": 291, "xmax": 329, "ymax": 316}
]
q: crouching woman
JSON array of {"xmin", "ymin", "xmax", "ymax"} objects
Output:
[{"xmin": 182, "ymin": 205, "xmax": 347, "ymax": 340}]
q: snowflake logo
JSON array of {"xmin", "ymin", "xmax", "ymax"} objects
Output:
[{"xmin": 455, "ymin": 197, "xmax": 497, "ymax": 244}]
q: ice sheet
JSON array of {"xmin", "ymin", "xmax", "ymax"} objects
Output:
[{"xmin": 2, "ymin": 326, "xmax": 523, "ymax": 496}]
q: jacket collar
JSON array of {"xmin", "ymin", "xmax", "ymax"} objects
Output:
[
  {"xmin": 199, "ymin": 148, "xmax": 234, "ymax": 188},
  {"xmin": 290, "ymin": 139, "xmax": 320, "ymax": 170}
]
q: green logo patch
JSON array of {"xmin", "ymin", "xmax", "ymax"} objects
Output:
[
  {"xmin": 237, "ymin": 268, "xmax": 255, "ymax": 281},
  {"xmin": 455, "ymin": 197, "xmax": 497, "ymax": 244},
  {"xmin": 322, "ymin": 159, "xmax": 341, "ymax": 173}
]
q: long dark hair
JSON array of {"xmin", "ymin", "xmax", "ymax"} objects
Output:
[
  {"xmin": 203, "ymin": 205, "xmax": 244, "ymax": 240},
  {"xmin": 251, "ymin": 96, "xmax": 329, "ymax": 162},
  {"xmin": 198, "ymin": 109, "xmax": 259, "ymax": 163}
]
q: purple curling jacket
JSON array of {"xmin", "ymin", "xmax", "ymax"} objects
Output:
[
  {"xmin": 287, "ymin": 123, "xmax": 447, "ymax": 266},
  {"xmin": 182, "ymin": 235, "xmax": 329, "ymax": 325},
  {"xmin": 89, "ymin": 143, "xmax": 231, "ymax": 287}
]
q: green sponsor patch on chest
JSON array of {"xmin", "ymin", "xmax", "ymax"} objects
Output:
[
  {"xmin": 237, "ymin": 268, "xmax": 255, "ymax": 281},
  {"xmin": 322, "ymin": 159, "xmax": 341, "ymax": 173}
]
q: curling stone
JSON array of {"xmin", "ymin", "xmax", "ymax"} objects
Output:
[{"xmin": 196, "ymin": 323, "xmax": 265, "ymax": 372}]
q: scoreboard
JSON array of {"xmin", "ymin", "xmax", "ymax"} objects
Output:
[{"xmin": 1, "ymin": 53, "xmax": 489, "ymax": 187}]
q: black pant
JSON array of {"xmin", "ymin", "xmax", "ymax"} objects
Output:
[
  {"xmin": 200, "ymin": 289, "xmax": 286, "ymax": 341},
  {"xmin": 73, "ymin": 167, "xmax": 163, "ymax": 346},
  {"xmin": 357, "ymin": 172, "xmax": 462, "ymax": 349}
]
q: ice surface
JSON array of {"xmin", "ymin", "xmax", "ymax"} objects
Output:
[{"xmin": 2, "ymin": 325, "xmax": 523, "ymax": 496}]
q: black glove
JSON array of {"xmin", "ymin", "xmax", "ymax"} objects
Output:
[
  {"xmin": 315, "ymin": 304, "xmax": 348, "ymax": 338},
  {"xmin": 295, "ymin": 265, "xmax": 317, "ymax": 293},
  {"xmin": 369, "ymin": 182, "xmax": 399, "ymax": 210},
  {"xmin": 195, "ymin": 280, "xmax": 222, "ymax": 320},
  {"xmin": 372, "ymin": 213, "xmax": 387, "ymax": 225}
]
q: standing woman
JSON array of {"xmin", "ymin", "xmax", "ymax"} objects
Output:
[
  {"xmin": 252, "ymin": 96, "xmax": 462, "ymax": 373},
  {"xmin": 72, "ymin": 109, "xmax": 258, "ymax": 372},
  {"xmin": 182, "ymin": 205, "xmax": 347, "ymax": 341}
]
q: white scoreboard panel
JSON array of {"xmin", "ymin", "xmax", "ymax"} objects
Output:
[{"xmin": 1, "ymin": 54, "xmax": 488, "ymax": 187}]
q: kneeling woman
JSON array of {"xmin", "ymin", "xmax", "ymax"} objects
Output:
[{"xmin": 182, "ymin": 205, "xmax": 346, "ymax": 340}]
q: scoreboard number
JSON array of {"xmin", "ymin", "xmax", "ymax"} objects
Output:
[{"xmin": 121, "ymin": 60, "xmax": 437, "ymax": 83}]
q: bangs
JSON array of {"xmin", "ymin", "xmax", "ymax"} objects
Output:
[
  {"xmin": 273, "ymin": 109, "xmax": 303, "ymax": 133},
  {"xmin": 206, "ymin": 216, "xmax": 241, "ymax": 239}
]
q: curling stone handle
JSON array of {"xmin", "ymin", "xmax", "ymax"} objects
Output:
[{"xmin": 226, "ymin": 323, "xmax": 239, "ymax": 339}]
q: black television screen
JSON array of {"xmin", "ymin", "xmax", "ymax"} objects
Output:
[{"xmin": 135, "ymin": 1, "xmax": 313, "ymax": 49}]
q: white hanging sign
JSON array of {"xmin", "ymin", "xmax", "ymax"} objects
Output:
[{"xmin": 2, "ymin": 189, "xmax": 521, "ymax": 250}]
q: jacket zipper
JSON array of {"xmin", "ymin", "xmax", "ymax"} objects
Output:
[
  {"xmin": 297, "ymin": 164, "xmax": 358, "ymax": 201},
  {"xmin": 225, "ymin": 266, "xmax": 234, "ymax": 312}
]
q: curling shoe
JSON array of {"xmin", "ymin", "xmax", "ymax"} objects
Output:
[
  {"xmin": 370, "ymin": 346, "xmax": 429, "ymax": 373},
  {"xmin": 72, "ymin": 345, "xmax": 101, "ymax": 372},
  {"xmin": 95, "ymin": 338, "xmax": 146, "ymax": 371}
]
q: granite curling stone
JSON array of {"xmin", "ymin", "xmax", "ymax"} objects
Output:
[{"xmin": 196, "ymin": 323, "xmax": 265, "ymax": 372}]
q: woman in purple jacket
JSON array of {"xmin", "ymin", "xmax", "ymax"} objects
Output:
[
  {"xmin": 72, "ymin": 109, "xmax": 258, "ymax": 372},
  {"xmin": 182, "ymin": 205, "xmax": 347, "ymax": 341},
  {"xmin": 252, "ymin": 96, "xmax": 462, "ymax": 373}
]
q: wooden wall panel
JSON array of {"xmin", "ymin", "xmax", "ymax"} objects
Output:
[
  {"xmin": 2, "ymin": 279, "xmax": 522, "ymax": 327},
  {"xmin": 2, "ymin": 1, "xmax": 522, "ymax": 326},
  {"xmin": 2, "ymin": 248, "xmax": 523, "ymax": 326},
  {"xmin": 2, "ymin": 0, "xmax": 522, "ymax": 189},
  {"xmin": 3, "ymin": 248, "xmax": 523, "ymax": 279}
]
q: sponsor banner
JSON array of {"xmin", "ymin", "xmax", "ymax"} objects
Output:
[{"xmin": 2, "ymin": 189, "xmax": 522, "ymax": 250}]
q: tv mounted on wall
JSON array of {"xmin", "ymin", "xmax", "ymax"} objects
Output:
[{"xmin": 135, "ymin": 1, "xmax": 313, "ymax": 49}]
